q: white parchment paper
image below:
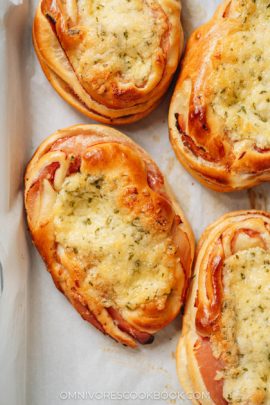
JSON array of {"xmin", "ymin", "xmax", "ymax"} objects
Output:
[{"xmin": 1, "ymin": 0, "xmax": 269, "ymax": 404}]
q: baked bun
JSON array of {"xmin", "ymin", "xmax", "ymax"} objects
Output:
[
  {"xmin": 177, "ymin": 210, "xmax": 270, "ymax": 404},
  {"xmin": 169, "ymin": 0, "xmax": 270, "ymax": 192},
  {"xmin": 24, "ymin": 125, "xmax": 194, "ymax": 347},
  {"xmin": 33, "ymin": 0, "xmax": 183, "ymax": 125}
]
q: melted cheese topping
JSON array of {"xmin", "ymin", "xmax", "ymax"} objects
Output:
[
  {"xmin": 53, "ymin": 173, "xmax": 175, "ymax": 310},
  {"xmin": 211, "ymin": 0, "xmax": 270, "ymax": 148},
  {"xmin": 73, "ymin": 0, "xmax": 167, "ymax": 87},
  {"xmin": 218, "ymin": 247, "xmax": 270, "ymax": 404}
]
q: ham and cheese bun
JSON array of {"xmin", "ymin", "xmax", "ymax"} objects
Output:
[
  {"xmin": 33, "ymin": 0, "xmax": 183, "ymax": 125},
  {"xmin": 177, "ymin": 210, "xmax": 270, "ymax": 404},
  {"xmin": 169, "ymin": 0, "xmax": 270, "ymax": 191},
  {"xmin": 25, "ymin": 125, "xmax": 194, "ymax": 348}
]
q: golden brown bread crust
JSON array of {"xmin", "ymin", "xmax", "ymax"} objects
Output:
[
  {"xmin": 169, "ymin": 0, "xmax": 270, "ymax": 192},
  {"xmin": 33, "ymin": 0, "xmax": 183, "ymax": 125},
  {"xmin": 24, "ymin": 125, "xmax": 194, "ymax": 347},
  {"xmin": 176, "ymin": 210, "xmax": 270, "ymax": 405}
]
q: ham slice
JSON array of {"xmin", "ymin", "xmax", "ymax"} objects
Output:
[
  {"xmin": 72, "ymin": 298, "xmax": 106, "ymax": 335},
  {"xmin": 194, "ymin": 337, "xmax": 227, "ymax": 405},
  {"xmin": 107, "ymin": 307, "xmax": 154, "ymax": 345},
  {"xmin": 231, "ymin": 228, "xmax": 267, "ymax": 254},
  {"xmin": 35, "ymin": 161, "xmax": 60, "ymax": 186}
]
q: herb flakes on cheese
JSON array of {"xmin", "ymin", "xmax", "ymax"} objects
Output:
[
  {"xmin": 76, "ymin": 0, "xmax": 167, "ymax": 87},
  {"xmin": 217, "ymin": 247, "xmax": 270, "ymax": 404},
  {"xmin": 53, "ymin": 172, "xmax": 175, "ymax": 311},
  {"xmin": 211, "ymin": 0, "xmax": 270, "ymax": 148}
]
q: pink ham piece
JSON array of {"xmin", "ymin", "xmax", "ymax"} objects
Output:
[
  {"xmin": 194, "ymin": 337, "xmax": 227, "ymax": 405},
  {"xmin": 107, "ymin": 307, "xmax": 154, "ymax": 345}
]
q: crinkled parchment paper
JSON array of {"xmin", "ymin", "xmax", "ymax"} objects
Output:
[{"xmin": 0, "ymin": 0, "xmax": 268, "ymax": 404}]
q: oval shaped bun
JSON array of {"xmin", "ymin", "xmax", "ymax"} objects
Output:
[
  {"xmin": 33, "ymin": 0, "xmax": 183, "ymax": 125},
  {"xmin": 25, "ymin": 125, "xmax": 194, "ymax": 347},
  {"xmin": 177, "ymin": 210, "xmax": 270, "ymax": 404},
  {"xmin": 169, "ymin": 0, "xmax": 270, "ymax": 191}
]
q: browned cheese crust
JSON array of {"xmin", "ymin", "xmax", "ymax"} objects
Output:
[
  {"xmin": 24, "ymin": 125, "xmax": 194, "ymax": 347},
  {"xmin": 169, "ymin": 0, "xmax": 270, "ymax": 192},
  {"xmin": 33, "ymin": 0, "xmax": 183, "ymax": 125},
  {"xmin": 176, "ymin": 210, "xmax": 270, "ymax": 405}
]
